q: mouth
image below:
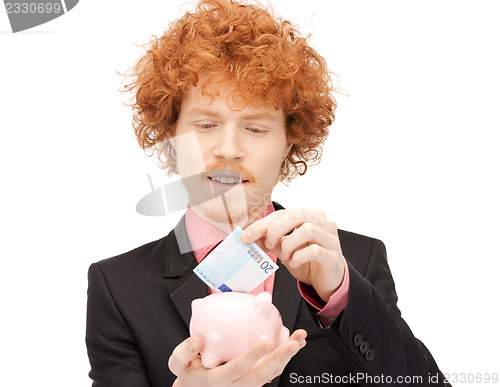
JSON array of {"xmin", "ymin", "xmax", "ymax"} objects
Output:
[{"xmin": 207, "ymin": 169, "xmax": 250, "ymax": 186}]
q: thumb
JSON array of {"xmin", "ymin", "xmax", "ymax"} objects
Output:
[{"xmin": 168, "ymin": 336, "xmax": 202, "ymax": 376}]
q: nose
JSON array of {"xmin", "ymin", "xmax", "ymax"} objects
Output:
[{"xmin": 213, "ymin": 126, "xmax": 244, "ymax": 161}]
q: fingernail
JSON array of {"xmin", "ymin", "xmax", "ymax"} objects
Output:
[{"xmin": 186, "ymin": 341, "xmax": 195, "ymax": 353}]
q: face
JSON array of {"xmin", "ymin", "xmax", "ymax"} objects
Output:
[{"xmin": 172, "ymin": 83, "xmax": 292, "ymax": 231}]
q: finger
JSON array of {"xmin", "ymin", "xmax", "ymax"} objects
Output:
[
  {"xmin": 256, "ymin": 333, "xmax": 308, "ymax": 378},
  {"xmin": 215, "ymin": 340, "xmax": 277, "ymax": 384},
  {"xmin": 287, "ymin": 244, "xmax": 336, "ymax": 269},
  {"xmin": 280, "ymin": 223, "xmax": 339, "ymax": 262},
  {"xmin": 237, "ymin": 331, "xmax": 307, "ymax": 387},
  {"xmin": 240, "ymin": 210, "xmax": 286, "ymax": 244},
  {"xmin": 168, "ymin": 336, "xmax": 202, "ymax": 376},
  {"xmin": 289, "ymin": 329, "xmax": 308, "ymax": 343},
  {"xmin": 264, "ymin": 209, "xmax": 333, "ymax": 250}
]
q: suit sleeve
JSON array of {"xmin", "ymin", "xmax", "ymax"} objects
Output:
[
  {"xmin": 86, "ymin": 263, "xmax": 152, "ymax": 387},
  {"xmin": 324, "ymin": 239, "xmax": 451, "ymax": 386}
]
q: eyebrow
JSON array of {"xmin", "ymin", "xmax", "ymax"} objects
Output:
[
  {"xmin": 187, "ymin": 108, "xmax": 279, "ymax": 122},
  {"xmin": 241, "ymin": 113, "xmax": 278, "ymax": 122},
  {"xmin": 188, "ymin": 108, "xmax": 219, "ymax": 117}
]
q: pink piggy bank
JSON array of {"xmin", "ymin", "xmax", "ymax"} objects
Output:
[{"xmin": 189, "ymin": 291, "xmax": 290, "ymax": 368}]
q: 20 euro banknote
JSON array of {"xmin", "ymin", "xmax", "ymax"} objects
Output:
[{"xmin": 193, "ymin": 226, "xmax": 278, "ymax": 293}]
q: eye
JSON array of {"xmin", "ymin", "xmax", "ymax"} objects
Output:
[
  {"xmin": 246, "ymin": 127, "xmax": 268, "ymax": 134},
  {"xmin": 195, "ymin": 122, "xmax": 217, "ymax": 130}
]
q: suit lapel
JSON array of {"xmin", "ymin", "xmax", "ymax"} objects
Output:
[
  {"xmin": 272, "ymin": 263, "xmax": 302, "ymax": 332},
  {"xmin": 163, "ymin": 216, "xmax": 209, "ymax": 327},
  {"xmin": 169, "ymin": 265, "xmax": 210, "ymax": 327},
  {"xmin": 270, "ymin": 202, "xmax": 303, "ymax": 331}
]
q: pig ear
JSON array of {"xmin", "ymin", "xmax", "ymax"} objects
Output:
[
  {"xmin": 191, "ymin": 298, "xmax": 202, "ymax": 313},
  {"xmin": 254, "ymin": 291, "xmax": 272, "ymax": 316}
]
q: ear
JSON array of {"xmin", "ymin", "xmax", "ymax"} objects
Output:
[
  {"xmin": 254, "ymin": 291, "xmax": 272, "ymax": 316},
  {"xmin": 168, "ymin": 135, "xmax": 176, "ymax": 149},
  {"xmin": 282, "ymin": 140, "xmax": 293, "ymax": 160}
]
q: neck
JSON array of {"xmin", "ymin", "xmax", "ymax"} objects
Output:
[{"xmin": 189, "ymin": 200, "xmax": 272, "ymax": 234}]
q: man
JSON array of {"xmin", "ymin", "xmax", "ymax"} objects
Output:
[{"xmin": 86, "ymin": 0, "xmax": 449, "ymax": 385}]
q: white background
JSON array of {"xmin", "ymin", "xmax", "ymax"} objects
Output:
[{"xmin": 1, "ymin": 0, "xmax": 499, "ymax": 385}]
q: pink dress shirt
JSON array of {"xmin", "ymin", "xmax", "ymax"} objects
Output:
[{"xmin": 185, "ymin": 203, "xmax": 350, "ymax": 328}]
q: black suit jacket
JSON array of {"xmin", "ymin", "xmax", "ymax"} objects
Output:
[{"xmin": 86, "ymin": 203, "xmax": 449, "ymax": 386}]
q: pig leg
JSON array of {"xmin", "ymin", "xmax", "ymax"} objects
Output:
[
  {"xmin": 279, "ymin": 326, "xmax": 290, "ymax": 343},
  {"xmin": 200, "ymin": 332, "xmax": 223, "ymax": 368}
]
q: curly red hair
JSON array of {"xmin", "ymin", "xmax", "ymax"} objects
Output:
[{"xmin": 121, "ymin": 0, "xmax": 337, "ymax": 182}]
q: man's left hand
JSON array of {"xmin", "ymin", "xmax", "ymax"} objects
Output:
[{"xmin": 241, "ymin": 209, "xmax": 345, "ymax": 302}]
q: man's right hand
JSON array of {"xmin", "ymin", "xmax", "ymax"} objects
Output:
[{"xmin": 168, "ymin": 329, "xmax": 307, "ymax": 387}]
